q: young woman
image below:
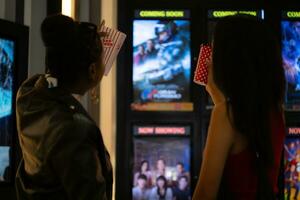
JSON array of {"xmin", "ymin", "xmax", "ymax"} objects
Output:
[
  {"xmin": 15, "ymin": 15, "xmax": 112, "ymax": 200},
  {"xmin": 152, "ymin": 159, "xmax": 167, "ymax": 185},
  {"xmin": 150, "ymin": 175, "xmax": 173, "ymax": 200},
  {"xmin": 134, "ymin": 160, "xmax": 152, "ymax": 187},
  {"xmin": 193, "ymin": 16, "xmax": 286, "ymax": 199}
]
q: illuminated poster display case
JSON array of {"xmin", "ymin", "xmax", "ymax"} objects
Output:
[
  {"xmin": 282, "ymin": 11, "xmax": 300, "ymax": 111},
  {"xmin": 284, "ymin": 127, "xmax": 300, "ymax": 200},
  {"xmin": 132, "ymin": 124, "xmax": 192, "ymax": 200},
  {"xmin": 131, "ymin": 10, "xmax": 193, "ymax": 112},
  {"xmin": 0, "ymin": 19, "xmax": 28, "ymax": 184},
  {"xmin": 0, "ymin": 37, "xmax": 15, "ymax": 183}
]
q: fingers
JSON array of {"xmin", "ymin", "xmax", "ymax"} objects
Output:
[
  {"xmin": 99, "ymin": 32, "xmax": 108, "ymax": 37},
  {"xmin": 98, "ymin": 20, "xmax": 108, "ymax": 37},
  {"xmin": 98, "ymin": 20, "xmax": 105, "ymax": 31},
  {"xmin": 99, "ymin": 20, "xmax": 105, "ymax": 28}
]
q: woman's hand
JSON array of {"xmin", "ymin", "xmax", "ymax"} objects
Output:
[{"xmin": 205, "ymin": 59, "xmax": 227, "ymax": 106}]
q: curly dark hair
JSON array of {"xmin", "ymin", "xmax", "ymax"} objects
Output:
[{"xmin": 41, "ymin": 14, "xmax": 102, "ymax": 85}]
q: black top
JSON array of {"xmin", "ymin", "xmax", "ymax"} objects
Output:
[{"xmin": 173, "ymin": 187, "xmax": 190, "ymax": 200}]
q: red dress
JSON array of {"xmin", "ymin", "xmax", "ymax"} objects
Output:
[{"xmin": 223, "ymin": 113, "xmax": 285, "ymax": 199}]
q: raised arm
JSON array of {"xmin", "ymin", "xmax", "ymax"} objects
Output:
[{"xmin": 192, "ymin": 103, "xmax": 235, "ymax": 200}]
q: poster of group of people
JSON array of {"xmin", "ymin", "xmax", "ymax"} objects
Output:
[
  {"xmin": 133, "ymin": 138, "xmax": 191, "ymax": 200},
  {"xmin": 282, "ymin": 21, "xmax": 300, "ymax": 110},
  {"xmin": 131, "ymin": 20, "xmax": 192, "ymax": 111},
  {"xmin": 284, "ymin": 138, "xmax": 300, "ymax": 200}
]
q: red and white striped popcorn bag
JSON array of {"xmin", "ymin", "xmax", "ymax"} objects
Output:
[
  {"xmin": 99, "ymin": 25, "xmax": 126, "ymax": 76},
  {"xmin": 193, "ymin": 44, "xmax": 212, "ymax": 86}
]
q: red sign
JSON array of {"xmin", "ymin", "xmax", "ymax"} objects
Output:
[
  {"xmin": 288, "ymin": 127, "xmax": 300, "ymax": 135},
  {"xmin": 136, "ymin": 126, "xmax": 189, "ymax": 135},
  {"xmin": 138, "ymin": 127, "xmax": 154, "ymax": 134},
  {"xmin": 154, "ymin": 127, "xmax": 185, "ymax": 135}
]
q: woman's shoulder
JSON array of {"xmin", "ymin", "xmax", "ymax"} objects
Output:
[
  {"xmin": 45, "ymin": 107, "xmax": 99, "ymax": 149},
  {"xmin": 134, "ymin": 171, "xmax": 140, "ymax": 178},
  {"xmin": 146, "ymin": 171, "xmax": 152, "ymax": 175},
  {"xmin": 150, "ymin": 187, "xmax": 158, "ymax": 193},
  {"xmin": 49, "ymin": 105, "xmax": 95, "ymax": 130}
]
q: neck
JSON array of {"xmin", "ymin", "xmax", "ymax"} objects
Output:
[
  {"xmin": 139, "ymin": 186, "xmax": 145, "ymax": 190},
  {"xmin": 159, "ymin": 188, "xmax": 165, "ymax": 194},
  {"xmin": 60, "ymin": 83, "xmax": 87, "ymax": 95},
  {"xmin": 47, "ymin": 74, "xmax": 88, "ymax": 95}
]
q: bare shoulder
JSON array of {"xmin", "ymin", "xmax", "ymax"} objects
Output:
[{"xmin": 211, "ymin": 104, "xmax": 248, "ymax": 154}]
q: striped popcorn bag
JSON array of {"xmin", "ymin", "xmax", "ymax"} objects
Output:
[{"xmin": 99, "ymin": 25, "xmax": 126, "ymax": 76}]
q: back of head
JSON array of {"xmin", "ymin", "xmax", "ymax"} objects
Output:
[
  {"xmin": 41, "ymin": 14, "xmax": 75, "ymax": 48},
  {"xmin": 41, "ymin": 14, "xmax": 102, "ymax": 86},
  {"xmin": 212, "ymin": 15, "xmax": 285, "ymax": 166}
]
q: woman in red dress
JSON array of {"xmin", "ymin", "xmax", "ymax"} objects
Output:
[{"xmin": 193, "ymin": 15, "xmax": 286, "ymax": 200}]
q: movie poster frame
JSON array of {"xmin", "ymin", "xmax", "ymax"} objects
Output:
[
  {"xmin": 130, "ymin": 122, "xmax": 193, "ymax": 200},
  {"xmin": 0, "ymin": 19, "xmax": 28, "ymax": 186},
  {"xmin": 116, "ymin": 1, "xmax": 299, "ymax": 199},
  {"xmin": 131, "ymin": 9, "xmax": 193, "ymax": 112}
]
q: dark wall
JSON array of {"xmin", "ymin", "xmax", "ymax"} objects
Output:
[
  {"xmin": 47, "ymin": 0, "xmax": 62, "ymax": 15},
  {"xmin": 0, "ymin": 186, "xmax": 17, "ymax": 200}
]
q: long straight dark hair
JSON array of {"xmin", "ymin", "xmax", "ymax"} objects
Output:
[{"xmin": 212, "ymin": 16, "xmax": 285, "ymax": 199}]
